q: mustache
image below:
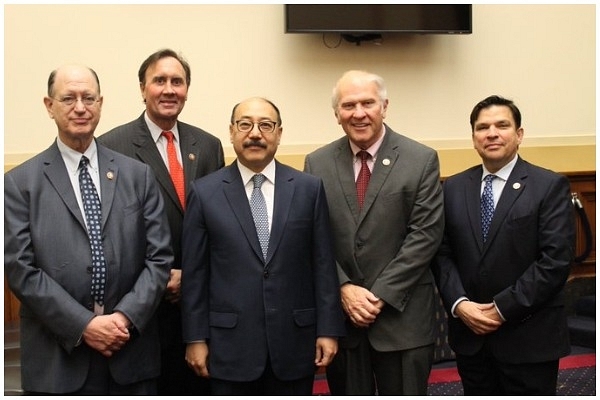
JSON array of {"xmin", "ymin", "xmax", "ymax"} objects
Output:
[{"xmin": 243, "ymin": 140, "xmax": 267, "ymax": 149}]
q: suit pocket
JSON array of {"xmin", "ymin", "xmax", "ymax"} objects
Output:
[
  {"xmin": 209, "ymin": 311, "xmax": 238, "ymax": 328},
  {"xmin": 293, "ymin": 308, "xmax": 316, "ymax": 327}
]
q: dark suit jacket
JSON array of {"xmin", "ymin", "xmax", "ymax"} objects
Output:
[
  {"xmin": 180, "ymin": 161, "xmax": 345, "ymax": 381},
  {"xmin": 4, "ymin": 141, "xmax": 172, "ymax": 393},
  {"xmin": 98, "ymin": 114, "xmax": 224, "ymax": 353},
  {"xmin": 304, "ymin": 125, "xmax": 445, "ymax": 352},
  {"xmin": 432, "ymin": 156, "xmax": 574, "ymax": 363}
]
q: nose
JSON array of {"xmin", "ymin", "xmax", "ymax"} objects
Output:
[
  {"xmin": 353, "ymin": 104, "xmax": 367, "ymax": 118},
  {"xmin": 73, "ymin": 98, "xmax": 87, "ymax": 112}
]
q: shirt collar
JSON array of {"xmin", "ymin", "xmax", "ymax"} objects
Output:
[
  {"xmin": 56, "ymin": 137, "xmax": 98, "ymax": 175},
  {"xmin": 482, "ymin": 154, "xmax": 519, "ymax": 182},
  {"xmin": 144, "ymin": 111, "xmax": 179, "ymax": 143},
  {"xmin": 349, "ymin": 126, "xmax": 386, "ymax": 159},
  {"xmin": 237, "ymin": 159, "xmax": 276, "ymax": 186}
]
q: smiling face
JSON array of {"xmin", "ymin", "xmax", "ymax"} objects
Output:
[
  {"xmin": 472, "ymin": 105, "xmax": 523, "ymax": 173},
  {"xmin": 43, "ymin": 65, "xmax": 103, "ymax": 152},
  {"xmin": 140, "ymin": 56, "xmax": 188, "ymax": 130},
  {"xmin": 333, "ymin": 71, "xmax": 388, "ymax": 149}
]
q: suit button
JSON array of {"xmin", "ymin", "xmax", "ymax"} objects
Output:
[
  {"xmin": 86, "ymin": 266, "xmax": 93, "ymax": 274},
  {"xmin": 264, "ymin": 271, "xmax": 269, "ymax": 278}
]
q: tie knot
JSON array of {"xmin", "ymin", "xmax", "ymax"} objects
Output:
[
  {"xmin": 252, "ymin": 174, "xmax": 266, "ymax": 189},
  {"xmin": 358, "ymin": 150, "xmax": 371, "ymax": 162},
  {"xmin": 162, "ymin": 131, "xmax": 175, "ymax": 142},
  {"xmin": 79, "ymin": 155, "xmax": 90, "ymax": 169},
  {"xmin": 484, "ymin": 174, "xmax": 496, "ymax": 184}
]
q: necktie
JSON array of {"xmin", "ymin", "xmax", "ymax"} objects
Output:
[
  {"xmin": 79, "ymin": 156, "xmax": 106, "ymax": 306},
  {"xmin": 162, "ymin": 131, "xmax": 185, "ymax": 209},
  {"xmin": 481, "ymin": 174, "xmax": 496, "ymax": 242},
  {"xmin": 356, "ymin": 150, "xmax": 371, "ymax": 210},
  {"xmin": 250, "ymin": 174, "xmax": 269, "ymax": 260}
]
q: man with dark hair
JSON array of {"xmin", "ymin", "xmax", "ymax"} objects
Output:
[
  {"xmin": 98, "ymin": 48, "xmax": 224, "ymax": 395},
  {"xmin": 433, "ymin": 95, "xmax": 575, "ymax": 395}
]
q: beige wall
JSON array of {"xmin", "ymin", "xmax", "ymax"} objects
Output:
[{"xmin": 4, "ymin": 4, "xmax": 595, "ymax": 176}]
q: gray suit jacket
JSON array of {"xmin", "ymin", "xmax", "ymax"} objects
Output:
[
  {"xmin": 4, "ymin": 140, "xmax": 173, "ymax": 393},
  {"xmin": 304, "ymin": 125, "xmax": 444, "ymax": 351}
]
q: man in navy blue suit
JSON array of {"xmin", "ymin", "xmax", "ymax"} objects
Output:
[
  {"xmin": 181, "ymin": 97, "xmax": 345, "ymax": 395},
  {"xmin": 433, "ymin": 95, "xmax": 575, "ymax": 395}
]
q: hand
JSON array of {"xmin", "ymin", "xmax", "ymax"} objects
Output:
[
  {"xmin": 340, "ymin": 283, "xmax": 384, "ymax": 328},
  {"xmin": 82, "ymin": 312, "xmax": 131, "ymax": 357},
  {"xmin": 165, "ymin": 268, "xmax": 181, "ymax": 304},
  {"xmin": 455, "ymin": 300, "xmax": 502, "ymax": 335},
  {"xmin": 186, "ymin": 342, "xmax": 210, "ymax": 378},
  {"xmin": 315, "ymin": 337, "xmax": 338, "ymax": 367}
]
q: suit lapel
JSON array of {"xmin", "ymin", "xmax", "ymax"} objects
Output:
[
  {"xmin": 333, "ymin": 141, "xmax": 361, "ymax": 222},
  {"xmin": 222, "ymin": 165, "xmax": 265, "ymax": 262},
  {"xmin": 43, "ymin": 145, "xmax": 87, "ymax": 232},
  {"xmin": 485, "ymin": 159, "xmax": 527, "ymax": 246},
  {"xmin": 97, "ymin": 147, "xmax": 117, "ymax": 230},
  {"xmin": 267, "ymin": 162, "xmax": 294, "ymax": 264},
  {"xmin": 465, "ymin": 167, "xmax": 485, "ymax": 252},
  {"xmin": 132, "ymin": 117, "xmax": 183, "ymax": 212}
]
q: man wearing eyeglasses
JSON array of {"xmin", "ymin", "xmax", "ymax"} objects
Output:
[
  {"xmin": 4, "ymin": 64, "xmax": 173, "ymax": 394},
  {"xmin": 180, "ymin": 97, "xmax": 345, "ymax": 395},
  {"xmin": 98, "ymin": 48, "xmax": 224, "ymax": 395}
]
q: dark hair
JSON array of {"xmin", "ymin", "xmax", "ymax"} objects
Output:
[
  {"xmin": 138, "ymin": 48, "xmax": 191, "ymax": 86},
  {"xmin": 469, "ymin": 95, "xmax": 522, "ymax": 131},
  {"xmin": 47, "ymin": 66, "xmax": 100, "ymax": 97},
  {"xmin": 230, "ymin": 97, "xmax": 282, "ymax": 126}
]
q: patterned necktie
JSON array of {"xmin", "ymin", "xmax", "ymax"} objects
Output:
[
  {"xmin": 481, "ymin": 174, "xmax": 496, "ymax": 242},
  {"xmin": 162, "ymin": 131, "xmax": 186, "ymax": 209},
  {"xmin": 79, "ymin": 156, "xmax": 106, "ymax": 306},
  {"xmin": 250, "ymin": 174, "xmax": 269, "ymax": 260},
  {"xmin": 356, "ymin": 150, "xmax": 371, "ymax": 210}
]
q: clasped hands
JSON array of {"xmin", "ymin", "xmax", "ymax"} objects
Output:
[
  {"xmin": 341, "ymin": 283, "xmax": 384, "ymax": 328},
  {"xmin": 82, "ymin": 311, "xmax": 131, "ymax": 357},
  {"xmin": 455, "ymin": 300, "xmax": 503, "ymax": 335}
]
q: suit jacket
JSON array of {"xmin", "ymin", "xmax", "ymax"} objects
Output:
[
  {"xmin": 98, "ymin": 114, "xmax": 224, "ymax": 352},
  {"xmin": 181, "ymin": 161, "xmax": 345, "ymax": 381},
  {"xmin": 4, "ymin": 140, "xmax": 173, "ymax": 393},
  {"xmin": 432, "ymin": 156, "xmax": 574, "ymax": 363},
  {"xmin": 304, "ymin": 125, "xmax": 445, "ymax": 352}
]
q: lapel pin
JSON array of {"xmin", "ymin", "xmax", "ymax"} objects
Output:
[
  {"xmin": 188, "ymin": 153, "xmax": 195, "ymax": 161},
  {"xmin": 513, "ymin": 182, "xmax": 521, "ymax": 190},
  {"xmin": 382, "ymin": 158, "xmax": 390, "ymax": 166},
  {"xmin": 106, "ymin": 171, "xmax": 114, "ymax": 180}
]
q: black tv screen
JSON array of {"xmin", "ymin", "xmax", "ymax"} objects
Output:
[{"xmin": 285, "ymin": 4, "xmax": 472, "ymax": 34}]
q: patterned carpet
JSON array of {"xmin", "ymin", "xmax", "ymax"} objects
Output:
[{"xmin": 312, "ymin": 352, "xmax": 596, "ymax": 396}]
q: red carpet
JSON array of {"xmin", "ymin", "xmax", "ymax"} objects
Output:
[{"xmin": 312, "ymin": 353, "xmax": 596, "ymax": 394}]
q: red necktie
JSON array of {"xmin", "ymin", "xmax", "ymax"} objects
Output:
[
  {"xmin": 356, "ymin": 150, "xmax": 371, "ymax": 210},
  {"xmin": 162, "ymin": 131, "xmax": 185, "ymax": 209}
]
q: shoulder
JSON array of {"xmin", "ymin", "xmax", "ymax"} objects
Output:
[{"xmin": 385, "ymin": 127, "xmax": 436, "ymax": 156}]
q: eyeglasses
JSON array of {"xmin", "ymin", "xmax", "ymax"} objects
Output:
[
  {"xmin": 234, "ymin": 119, "xmax": 278, "ymax": 134},
  {"xmin": 52, "ymin": 95, "xmax": 100, "ymax": 107}
]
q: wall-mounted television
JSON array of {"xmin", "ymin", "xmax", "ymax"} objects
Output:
[{"xmin": 285, "ymin": 4, "xmax": 472, "ymax": 35}]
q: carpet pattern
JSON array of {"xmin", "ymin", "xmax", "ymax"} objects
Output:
[{"xmin": 313, "ymin": 353, "xmax": 596, "ymax": 396}]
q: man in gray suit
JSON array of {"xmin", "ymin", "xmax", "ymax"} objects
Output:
[
  {"xmin": 98, "ymin": 48, "xmax": 224, "ymax": 395},
  {"xmin": 304, "ymin": 70, "xmax": 444, "ymax": 395},
  {"xmin": 4, "ymin": 64, "xmax": 172, "ymax": 395}
]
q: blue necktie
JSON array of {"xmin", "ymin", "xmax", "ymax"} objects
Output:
[
  {"xmin": 481, "ymin": 174, "xmax": 496, "ymax": 242},
  {"xmin": 79, "ymin": 156, "xmax": 106, "ymax": 306},
  {"xmin": 250, "ymin": 174, "xmax": 269, "ymax": 260}
]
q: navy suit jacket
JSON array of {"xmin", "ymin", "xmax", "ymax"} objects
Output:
[
  {"xmin": 181, "ymin": 161, "xmax": 345, "ymax": 381},
  {"xmin": 433, "ymin": 156, "xmax": 574, "ymax": 363},
  {"xmin": 4, "ymin": 141, "xmax": 172, "ymax": 393}
]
